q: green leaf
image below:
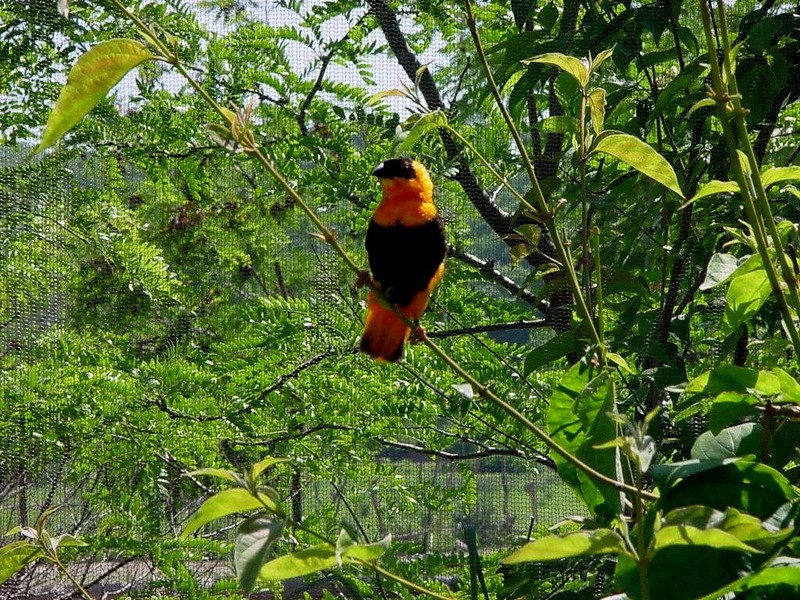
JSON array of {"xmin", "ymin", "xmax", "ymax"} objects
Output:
[
  {"xmin": 654, "ymin": 458, "xmax": 798, "ymax": 519},
  {"xmin": 652, "ymin": 525, "xmax": 759, "ymax": 554},
  {"xmin": 591, "ymin": 132, "xmax": 684, "ymax": 198},
  {"xmin": 691, "ymin": 422, "xmax": 763, "ymax": 459},
  {"xmin": 502, "ymin": 529, "xmax": 627, "ymax": 564},
  {"xmin": 180, "ymin": 489, "xmax": 283, "ymax": 539},
  {"xmin": 546, "ymin": 357, "xmax": 621, "ymax": 519},
  {"xmin": 191, "ymin": 468, "xmax": 246, "ymax": 486},
  {"xmin": 0, "ymin": 541, "xmax": 43, "ymax": 585},
  {"xmin": 700, "ymin": 253, "xmax": 745, "ymax": 291},
  {"xmin": 724, "ymin": 268, "xmax": 772, "ymax": 329},
  {"xmin": 393, "ymin": 110, "xmax": 448, "ymax": 154},
  {"xmin": 250, "ymin": 457, "xmax": 289, "ymax": 482},
  {"xmin": 35, "ymin": 39, "xmax": 156, "ymax": 154},
  {"xmin": 588, "ymin": 88, "xmax": 606, "ymax": 135},
  {"xmin": 761, "ymin": 166, "xmax": 800, "ymax": 188},
  {"xmin": 773, "ymin": 367, "xmax": 800, "ymax": 403},
  {"xmin": 708, "ymin": 393, "xmax": 761, "ymax": 434},
  {"xmin": 590, "ymin": 48, "xmax": 615, "ymax": 74},
  {"xmin": 685, "ymin": 365, "xmax": 781, "ymax": 397},
  {"xmin": 524, "ymin": 52, "xmax": 590, "ymax": 89},
  {"xmin": 258, "ymin": 544, "xmax": 338, "ymax": 580},
  {"xmin": 235, "ymin": 513, "xmax": 284, "ymax": 595},
  {"xmin": 687, "ymin": 97, "xmax": 716, "ymax": 118},
  {"xmin": 685, "ymin": 180, "xmax": 740, "ymax": 207},
  {"xmin": 338, "ymin": 531, "xmax": 390, "ymax": 563}
]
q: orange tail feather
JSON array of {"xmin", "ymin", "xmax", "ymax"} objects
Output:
[{"xmin": 360, "ymin": 293, "xmax": 410, "ymax": 362}]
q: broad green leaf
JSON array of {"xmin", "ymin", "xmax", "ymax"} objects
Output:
[
  {"xmin": 590, "ymin": 48, "xmax": 615, "ymax": 73},
  {"xmin": 651, "ymin": 457, "xmax": 741, "ymax": 492},
  {"xmin": 0, "ymin": 541, "xmax": 43, "ymax": 585},
  {"xmin": 546, "ymin": 357, "xmax": 620, "ymax": 519},
  {"xmin": 180, "ymin": 489, "xmax": 283, "ymax": 539},
  {"xmin": 258, "ymin": 544, "xmax": 337, "ymax": 580},
  {"xmin": 394, "ymin": 110, "xmax": 448, "ymax": 153},
  {"xmin": 685, "ymin": 365, "xmax": 781, "ymax": 396},
  {"xmin": 336, "ymin": 530, "xmax": 391, "ymax": 564},
  {"xmin": 502, "ymin": 529, "xmax": 627, "ymax": 564},
  {"xmin": 524, "ymin": 52, "xmax": 590, "ymax": 88},
  {"xmin": 591, "ymin": 132, "xmax": 684, "ymax": 198},
  {"xmin": 652, "ymin": 525, "xmax": 759, "ymax": 554},
  {"xmin": 773, "ymin": 367, "xmax": 800, "ymax": 403},
  {"xmin": 655, "ymin": 458, "xmax": 798, "ymax": 519},
  {"xmin": 35, "ymin": 39, "xmax": 155, "ymax": 154},
  {"xmin": 761, "ymin": 166, "xmax": 800, "ymax": 188},
  {"xmin": 235, "ymin": 514, "xmax": 284, "ymax": 595},
  {"xmin": 691, "ymin": 422, "xmax": 762, "ymax": 459},
  {"xmin": 687, "ymin": 97, "xmax": 716, "ymax": 117},
  {"xmin": 588, "ymin": 88, "xmax": 606, "ymax": 135},
  {"xmin": 686, "ymin": 180, "xmax": 740, "ymax": 207},
  {"xmin": 250, "ymin": 457, "xmax": 289, "ymax": 481},
  {"xmin": 191, "ymin": 468, "xmax": 245, "ymax": 486},
  {"xmin": 700, "ymin": 253, "xmax": 745, "ymax": 291},
  {"xmin": 724, "ymin": 268, "xmax": 772, "ymax": 329},
  {"xmin": 50, "ymin": 533, "xmax": 87, "ymax": 549},
  {"xmin": 708, "ymin": 393, "xmax": 761, "ymax": 434}
]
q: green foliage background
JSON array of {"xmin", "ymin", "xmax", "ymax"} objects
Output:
[{"xmin": 1, "ymin": 0, "xmax": 800, "ymax": 598}]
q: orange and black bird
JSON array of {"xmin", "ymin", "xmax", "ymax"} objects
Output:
[{"xmin": 360, "ymin": 158, "xmax": 447, "ymax": 362}]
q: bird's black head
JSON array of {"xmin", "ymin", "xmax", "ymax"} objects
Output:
[{"xmin": 371, "ymin": 158, "xmax": 416, "ymax": 179}]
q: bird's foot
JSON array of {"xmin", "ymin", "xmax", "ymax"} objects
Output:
[{"xmin": 354, "ymin": 270, "xmax": 371, "ymax": 290}]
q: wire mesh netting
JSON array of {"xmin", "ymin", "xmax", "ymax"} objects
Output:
[
  {"xmin": 3, "ymin": 0, "xmax": 800, "ymax": 599},
  {"xmin": 0, "ymin": 3, "xmax": 596, "ymax": 597}
]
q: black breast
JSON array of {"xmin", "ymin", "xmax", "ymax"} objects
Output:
[{"xmin": 365, "ymin": 216, "xmax": 446, "ymax": 306}]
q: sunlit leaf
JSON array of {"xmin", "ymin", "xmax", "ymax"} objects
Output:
[
  {"xmin": 524, "ymin": 52, "xmax": 590, "ymax": 88},
  {"xmin": 588, "ymin": 88, "xmax": 606, "ymax": 135},
  {"xmin": 591, "ymin": 132, "xmax": 684, "ymax": 198},
  {"xmin": 258, "ymin": 544, "xmax": 338, "ymax": 580},
  {"xmin": 761, "ymin": 166, "xmax": 800, "ymax": 188},
  {"xmin": 700, "ymin": 253, "xmax": 745, "ymax": 290},
  {"xmin": 35, "ymin": 39, "xmax": 156, "ymax": 154},
  {"xmin": 684, "ymin": 180, "xmax": 740, "ymax": 207},
  {"xmin": 724, "ymin": 268, "xmax": 772, "ymax": 330},
  {"xmin": 250, "ymin": 457, "xmax": 290, "ymax": 481},
  {"xmin": 180, "ymin": 489, "xmax": 283, "ymax": 539},
  {"xmin": 0, "ymin": 541, "xmax": 43, "ymax": 586},
  {"xmin": 394, "ymin": 110, "xmax": 448, "ymax": 154},
  {"xmin": 235, "ymin": 514, "xmax": 284, "ymax": 595},
  {"xmin": 502, "ymin": 529, "xmax": 627, "ymax": 564}
]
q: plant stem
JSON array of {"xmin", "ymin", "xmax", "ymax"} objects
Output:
[
  {"xmin": 50, "ymin": 554, "xmax": 94, "ymax": 600},
  {"xmin": 635, "ymin": 464, "xmax": 650, "ymax": 600},
  {"xmin": 698, "ymin": 0, "xmax": 800, "ymax": 359},
  {"xmin": 462, "ymin": 0, "xmax": 604, "ymax": 361}
]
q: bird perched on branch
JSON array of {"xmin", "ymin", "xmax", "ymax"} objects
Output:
[{"xmin": 360, "ymin": 158, "xmax": 447, "ymax": 362}]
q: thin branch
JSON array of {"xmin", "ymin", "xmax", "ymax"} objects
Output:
[
  {"xmin": 377, "ymin": 438, "xmax": 535, "ymax": 462},
  {"xmin": 428, "ymin": 320, "xmax": 547, "ymax": 339},
  {"xmin": 447, "ymin": 246, "xmax": 545, "ymax": 308}
]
